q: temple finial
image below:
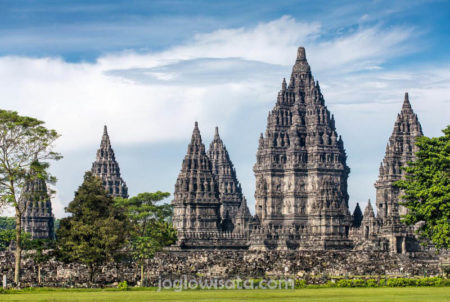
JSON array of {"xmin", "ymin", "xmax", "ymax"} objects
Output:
[
  {"xmin": 214, "ymin": 126, "xmax": 220, "ymax": 139},
  {"xmin": 402, "ymin": 92, "xmax": 412, "ymax": 110},
  {"xmin": 101, "ymin": 125, "xmax": 111, "ymax": 148},
  {"xmin": 297, "ymin": 46, "xmax": 306, "ymax": 61}
]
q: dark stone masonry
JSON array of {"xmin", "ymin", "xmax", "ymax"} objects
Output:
[{"xmin": 0, "ymin": 250, "xmax": 446, "ymax": 287}]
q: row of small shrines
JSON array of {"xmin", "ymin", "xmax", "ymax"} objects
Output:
[{"xmin": 21, "ymin": 47, "xmax": 424, "ymax": 254}]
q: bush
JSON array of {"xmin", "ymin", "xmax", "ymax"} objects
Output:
[
  {"xmin": 336, "ymin": 279, "xmax": 353, "ymax": 287},
  {"xmin": 117, "ymin": 281, "xmax": 128, "ymax": 291},
  {"xmin": 367, "ymin": 279, "xmax": 378, "ymax": 287},
  {"xmin": 295, "ymin": 279, "xmax": 307, "ymax": 288}
]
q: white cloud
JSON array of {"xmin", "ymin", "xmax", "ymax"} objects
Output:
[{"xmin": 0, "ymin": 16, "xmax": 448, "ymax": 217}]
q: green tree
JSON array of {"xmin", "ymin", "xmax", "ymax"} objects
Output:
[
  {"xmin": 396, "ymin": 125, "xmax": 450, "ymax": 250},
  {"xmin": 116, "ymin": 192, "xmax": 177, "ymax": 286},
  {"xmin": 0, "ymin": 229, "xmax": 31, "ymax": 251},
  {"xmin": 0, "ymin": 109, "xmax": 61, "ymax": 284},
  {"xmin": 56, "ymin": 172, "xmax": 128, "ymax": 283},
  {"xmin": 0, "ymin": 216, "xmax": 15, "ymax": 230}
]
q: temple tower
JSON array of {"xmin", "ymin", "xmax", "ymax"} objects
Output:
[
  {"xmin": 253, "ymin": 47, "xmax": 352, "ymax": 250},
  {"xmin": 91, "ymin": 126, "xmax": 128, "ymax": 198},
  {"xmin": 375, "ymin": 93, "xmax": 423, "ymax": 253},
  {"xmin": 207, "ymin": 127, "xmax": 249, "ymax": 231},
  {"xmin": 172, "ymin": 122, "xmax": 221, "ymax": 235},
  {"xmin": 20, "ymin": 174, "xmax": 55, "ymax": 239}
]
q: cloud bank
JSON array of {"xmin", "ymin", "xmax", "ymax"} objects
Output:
[{"xmin": 0, "ymin": 16, "xmax": 448, "ymax": 217}]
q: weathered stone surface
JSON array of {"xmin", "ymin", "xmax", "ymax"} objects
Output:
[{"xmin": 0, "ymin": 250, "xmax": 446, "ymax": 287}]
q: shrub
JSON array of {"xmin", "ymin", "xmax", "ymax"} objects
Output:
[
  {"xmin": 351, "ymin": 279, "xmax": 366, "ymax": 287},
  {"xmin": 367, "ymin": 279, "xmax": 378, "ymax": 287},
  {"xmin": 336, "ymin": 279, "xmax": 352, "ymax": 287},
  {"xmin": 117, "ymin": 281, "xmax": 128, "ymax": 291},
  {"xmin": 295, "ymin": 279, "xmax": 307, "ymax": 288}
]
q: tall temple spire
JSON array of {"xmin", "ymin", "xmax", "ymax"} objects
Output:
[
  {"xmin": 376, "ymin": 93, "xmax": 423, "ymax": 221},
  {"xmin": 172, "ymin": 122, "xmax": 221, "ymax": 235},
  {"xmin": 91, "ymin": 125, "xmax": 128, "ymax": 198},
  {"xmin": 207, "ymin": 126, "xmax": 250, "ymax": 232},
  {"xmin": 253, "ymin": 46, "xmax": 352, "ymax": 250},
  {"xmin": 374, "ymin": 93, "xmax": 423, "ymax": 253}
]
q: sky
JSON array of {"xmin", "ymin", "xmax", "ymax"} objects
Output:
[{"xmin": 0, "ymin": 0, "xmax": 449, "ymax": 218}]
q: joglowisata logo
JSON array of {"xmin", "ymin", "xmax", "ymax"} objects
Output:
[{"xmin": 157, "ymin": 276, "xmax": 295, "ymax": 291}]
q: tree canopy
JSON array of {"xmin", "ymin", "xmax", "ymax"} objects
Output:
[
  {"xmin": 115, "ymin": 192, "xmax": 177, "ymax": 286},
  {"xmin": 56, "ymin": 172, "xmax": 128, "ymax": 282},
  {"xmin": 396, "ymin": 125, "xmax": 450, "ymax": 250}
]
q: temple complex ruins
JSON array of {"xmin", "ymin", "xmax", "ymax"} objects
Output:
[
  {"xmin": 22, "ymin": 47, "xmax": 428, "ymax": 254},
  {"xmin": 171, "ymin": 47, "xmax": 425, "ymax": 252}
]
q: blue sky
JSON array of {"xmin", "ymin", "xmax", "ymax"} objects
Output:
[{"xmin": 0, "ymin": 0, "xmax": 449, "ymax": 217}]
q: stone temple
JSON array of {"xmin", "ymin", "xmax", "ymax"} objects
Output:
[
  {"xmin": 171, "ymin": 47, "xmax": 426, "ymax": 252},
  {"xmin": 20, "ymin": 170, "xmax": 55, "ymax": 240},
  {"xmin": 91, "ymin": 125, "xmax": 128, "ymax": 199}
]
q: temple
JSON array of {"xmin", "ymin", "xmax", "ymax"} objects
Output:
[
  {"xmin": 20, "ymin": 172, "xmax": 55, "ymax": 239},
  {"xmin": 351, "ymin": 93, "xmax": 423, "ymax": 253},
  {"xmin": 91, "ymin": 126, "xmax": 129, "ymax": 198},
  {"xmin": 171, "ymin": 47, "xmax": 426, "ymax": 252},
  {"xmin": 251, "ymin": 46, "xmax": 352, "ymax": 250}
]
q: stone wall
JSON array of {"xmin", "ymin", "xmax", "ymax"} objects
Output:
[{"xmin": 0, "ymin": 250, "xmax": 445, "ymax": 287}]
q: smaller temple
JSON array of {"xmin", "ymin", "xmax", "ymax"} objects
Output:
[
  {"xmin": 91, "ymin": 126, "xmax": 128, "ymax": 198},
  {"xmin": 207, "ymin": 127, "xmax": 250, "ymax": 232},
  {"xmin": 172, "ymin": 122, "xmax": 250, "ymax": 249},
  {"xmin": 350, "ymin": 93, "xmax": 424, "ymax": 253},
  {"xmin": 20, "ymin": 173, "xmax": 55, "ymax": 240}
]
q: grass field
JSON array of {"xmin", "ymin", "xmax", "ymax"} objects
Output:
[{"xmin": 1, "ymin": 287, "xmax": 449, "ymax": 302}]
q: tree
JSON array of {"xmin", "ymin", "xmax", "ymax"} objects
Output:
[
  {"xmin": 115, "ymin": 192, "xmax": 177, "ymax": 286},
  {"xmin": 0, "ymin": 109, "xmax": 61, "ymax": 285},
  {"xmin": 0, "ymin": 229, "xmax": 31, "ymax": 251},
  {"xmin": 56, "ymin": 172, "xmax": 128, "ymax": 283},
  {"xmin": 396, "ymin": 125, "xmax": 450, "ymax": 250},
  {"xmin": 0, "ymin": 216, "xmax": 15, "ymax": 230}
]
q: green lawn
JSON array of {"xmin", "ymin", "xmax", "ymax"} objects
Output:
[{"xmin": 1, "ymin": 287, "xmax": 449, "ymax": 302}]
